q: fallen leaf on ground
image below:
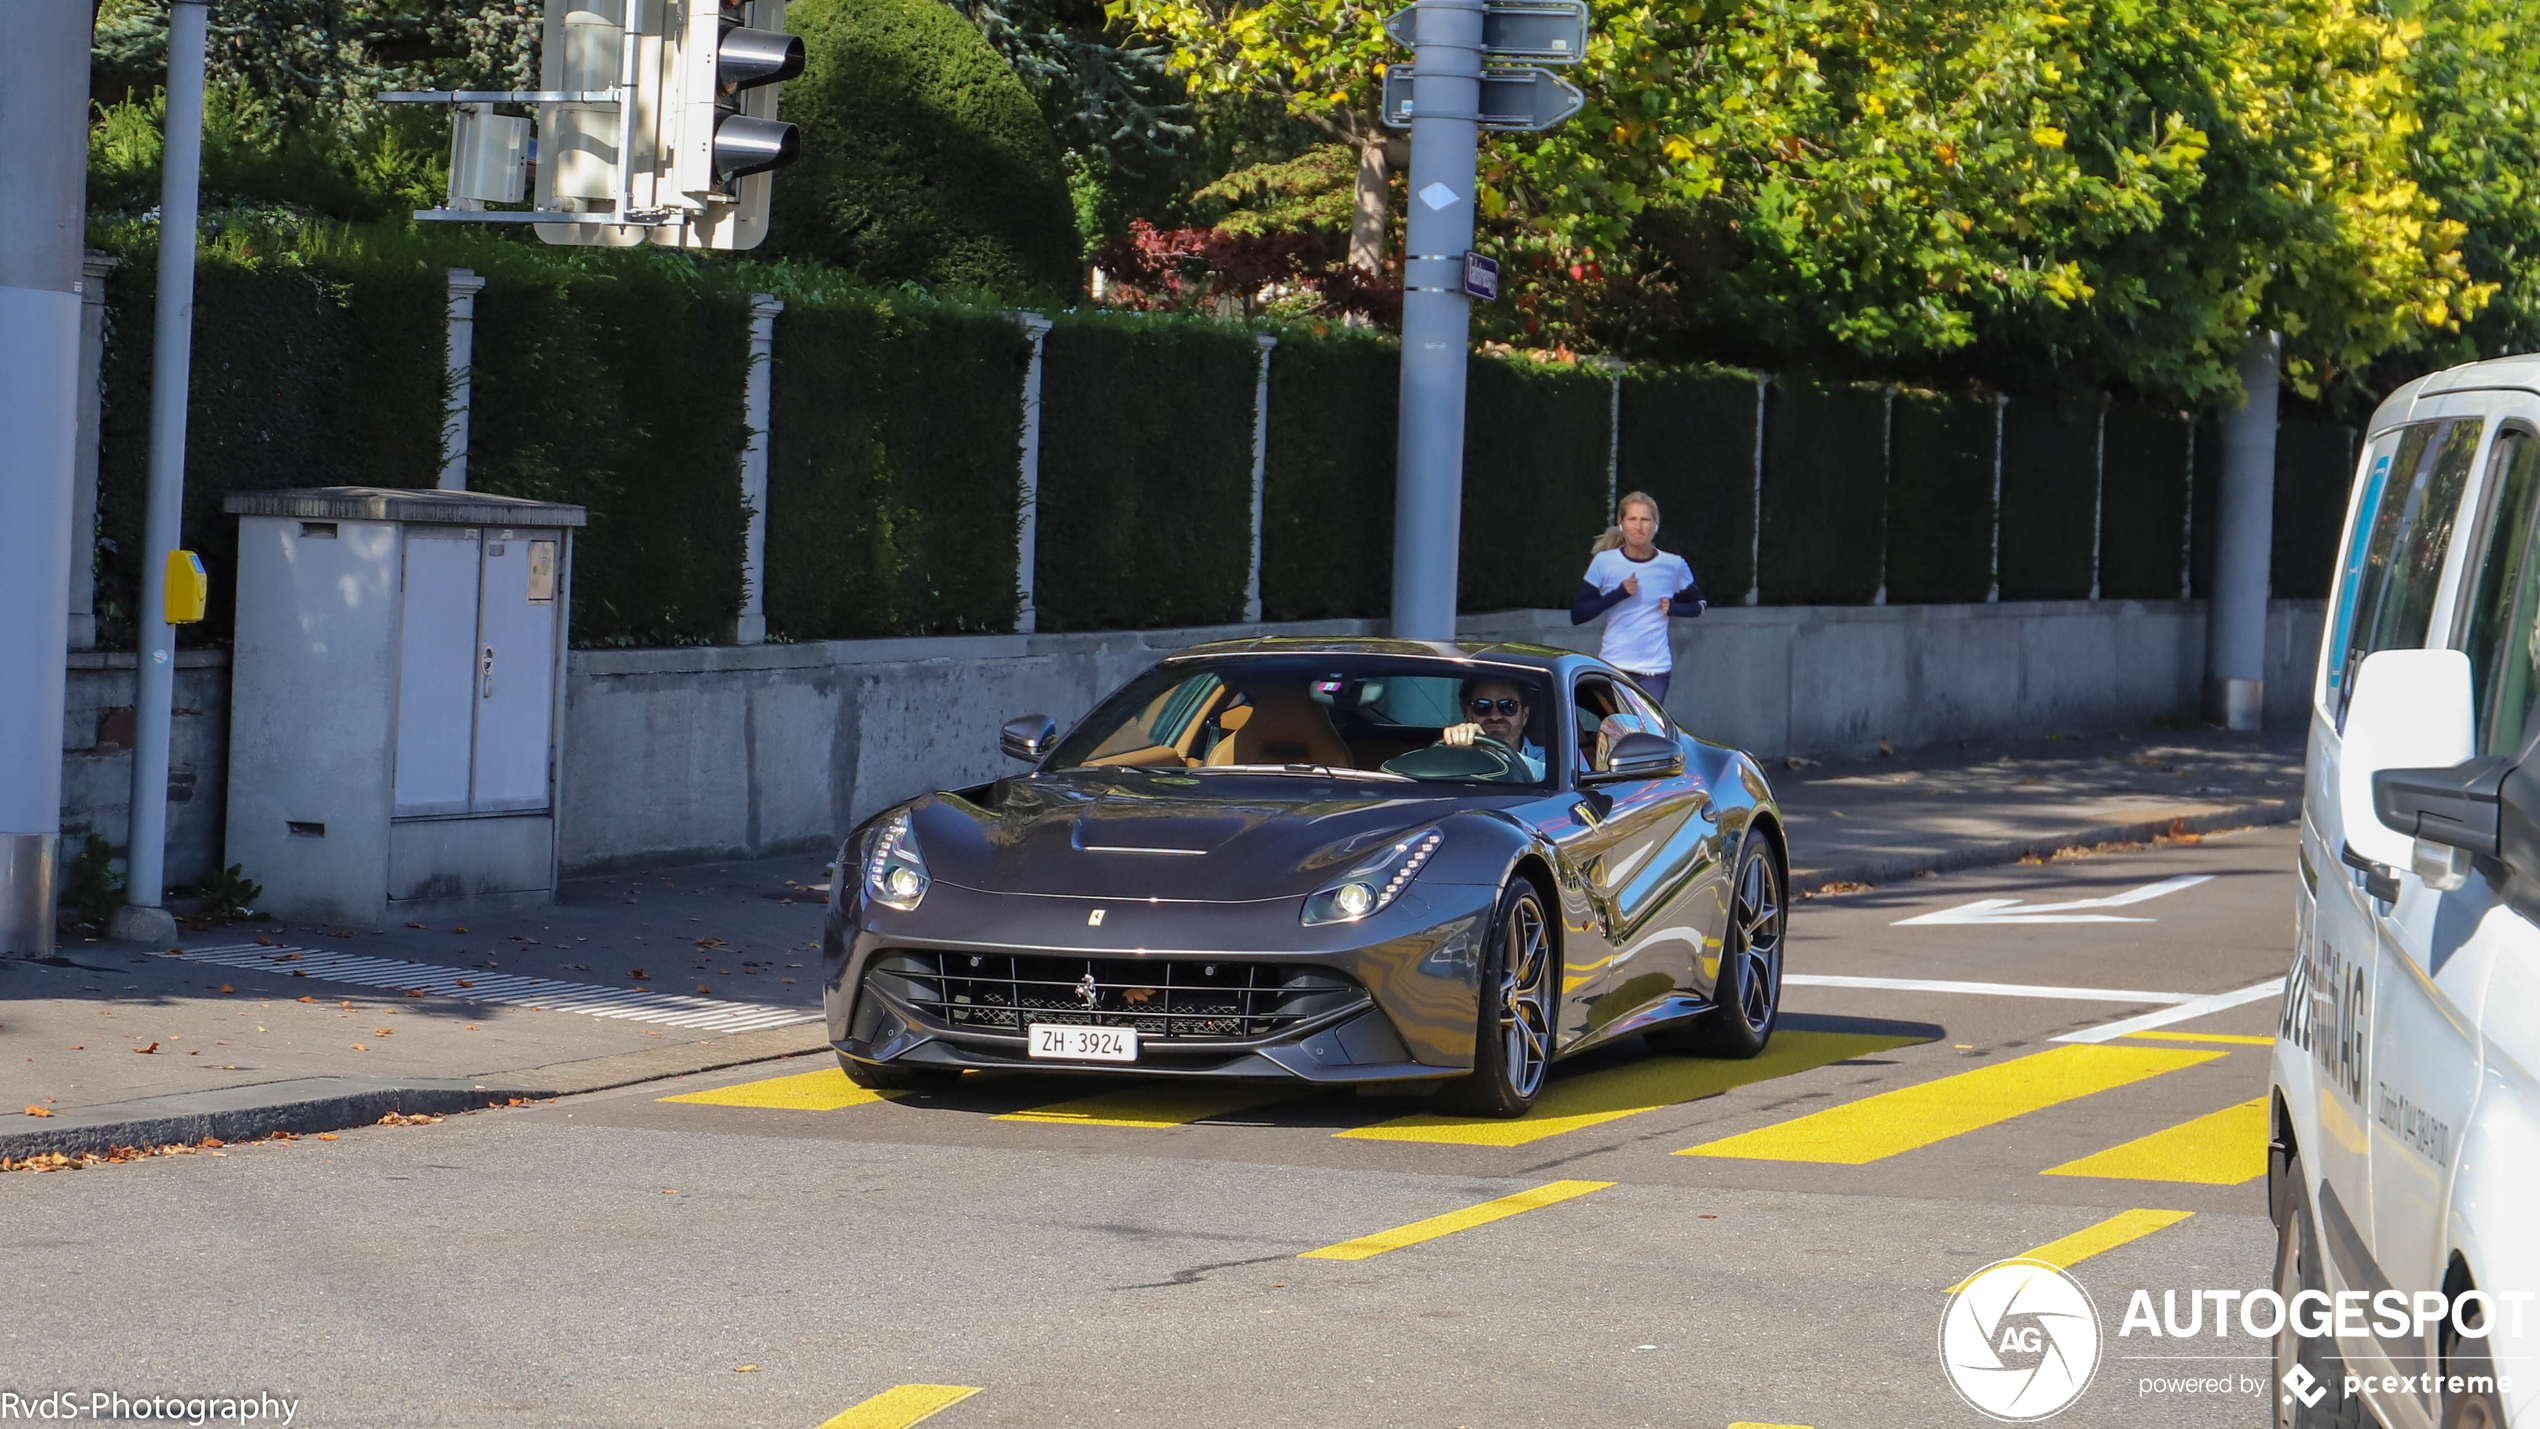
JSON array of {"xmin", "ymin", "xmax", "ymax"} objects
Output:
[
  {"xmin": 403, "ymin": 989, "xmax": 425, "ymax": 998},
  {"xmin": 455, "ymin": 979, "xmax": 473, "ymax": 988},
  {"xmin": 134, "ymin": 1041, "xmax": 159, "ymax": 1054},
  {"xmin": 316, "ymin": 1133, "xmax": 339, "ymax": 1141},
  {"xmin": 695, "ymin": 937, "xmax": 725, "ymax": 949},
  {"xmin": 296, "ymin": 995, "xmax": 316, "ymax": 1003},
  {"xmin": 255, "ymin": 936, "xmax": 274, "ymax": 946},
  {"xmin": 697, "ymin": 984, "xmax": 710, "ymax": 994},
  {"xmin": 733, "ymin": 1365, "xmax": 757, "ymax": 1373},
  {"xmin": 452, "ymin": 926, "xmax": 468, "ymax": 934},
  {"xmin": 377, "ymin": 1112, "xmax": 442, "ymax": 1126},
  {"xmin": 779, "ymin": 978, "xmax": 794, "ymax": 985},
  {"xmin": 350, "ymin": 1044, "xmax": 369, "ymax": 1051},
  {"xmin": 218, "ymin": 984, "xmax": 234, "ymax": 994},
  {"xmin": 629, "ymin": 969, "xmax": 646, "ymax": 979},
  {"xmin": 22, "ymin": 1107, "xmax": 51, "ymax": 1118},
  {"xmin": 406, "ymin": 923, "xmax": 425, "ymax": 929}
]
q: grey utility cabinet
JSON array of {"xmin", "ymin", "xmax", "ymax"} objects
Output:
[{"xmin": 223, "ymin": 487, "xmax": 586, "ymax": 928}]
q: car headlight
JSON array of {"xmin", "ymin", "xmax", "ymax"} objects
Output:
[
  {"xmin": 1302, "ymin": 826, "xmax": 1444, "ymax": 925},
  {"xmin": 863, "ymin": 811, "xmax": 930, "ymax": 912}
]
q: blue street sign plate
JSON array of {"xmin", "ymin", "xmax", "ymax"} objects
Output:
[{"xmin": 1463, "ymin": 252, "xmax": 1500, "ymax": 302}]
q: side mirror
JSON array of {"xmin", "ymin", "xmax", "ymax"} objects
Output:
[
  {"xmin": 1001, "ymin": 714, "xmax": 1057, "ymax": 764},
  {"xmin": 2377, "ymin": 757, "xmax": 2507, "ymax": 893},
  {"xmin": 1582, "ymin": 730, "xmax": 1684, "ymax": 784},
  {"xmin": 2340, "ymin": 648, "xmax": 2473, "ymax": 876}
]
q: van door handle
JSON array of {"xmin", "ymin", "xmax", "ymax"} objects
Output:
[{"xmin": 2338, "ymin": 840, "xmax": 2399, "ymax": 905}]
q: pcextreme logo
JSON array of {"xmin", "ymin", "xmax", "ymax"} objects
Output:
[{"xmin": 1939, "ymin": 1260, "xmax": 2102, "ymax": 1422}]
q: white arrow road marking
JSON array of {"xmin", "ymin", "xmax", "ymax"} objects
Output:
[
  {"xmin": 2053, "ymin": 977, "xmax": 2286, "ymax": 1044},
  {"xmin": 1890, "ymin": 873, "xmax": 2215, "ymax": 926}
]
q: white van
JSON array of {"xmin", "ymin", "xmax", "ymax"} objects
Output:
[{"xmin": 2276, "ymin": 355, "xmax": 2540, "ymax": 1428}]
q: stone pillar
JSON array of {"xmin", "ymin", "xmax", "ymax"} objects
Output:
[
  {"xmin": 731, "ymin": 294, "xmax": 782, "ymax": 645},
  {"xmin": 2205, "ymin": 331, "xmax": 2280, "ymax": 730}
]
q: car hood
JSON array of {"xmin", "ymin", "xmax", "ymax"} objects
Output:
[{"xmin": 906, "ymin": 771, "xmax": 1521, "ymax": 902}]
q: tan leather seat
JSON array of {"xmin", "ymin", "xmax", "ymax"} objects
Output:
[{"xmin": 1206, "ymin": 686, "xmax": 1352, "ymax": 767}]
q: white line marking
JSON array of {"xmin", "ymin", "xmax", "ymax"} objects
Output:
[
  {"xmin": 1891, "ymin": 874, "xmax": 2216, "ymax": 926},
  {"xmin": 1784, "ymin": 974, "xmax": 2199, "ymax": 1005},
  {"xmin": 165, "ymin": 944, "xmax": 819, "ymax": 1034},
  {"xmin": 2054, "ymin": 978, "xmax": 2286, "ymax": 1043}
]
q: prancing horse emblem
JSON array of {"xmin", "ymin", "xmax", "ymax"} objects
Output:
[
  {"xmin": 1087, "ymin": 908, "xmax": 1106, "ymax": 926},
  {"xmin": 1075, "ymin": 972, "xmax": 1100, "ymax": 1008}
]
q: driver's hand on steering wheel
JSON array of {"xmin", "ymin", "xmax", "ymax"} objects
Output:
[{"xmin": 1442, "ymin": 721, "xmax": 1485, "ymax": 747}]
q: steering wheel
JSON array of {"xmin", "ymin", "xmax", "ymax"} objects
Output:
[{"xmin": 1380, "ymin": 731, "xmax": 1527, "ymax": 782}]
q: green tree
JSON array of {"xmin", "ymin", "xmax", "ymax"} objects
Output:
[
  {"xmin": 2395, "ymin": 0, "xmax": 2540, "ymax": 367},
  {"xmin": 770, "ymin": 0, "xmax": 1083, "ymax": 300}
]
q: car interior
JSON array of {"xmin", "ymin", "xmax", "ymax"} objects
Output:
[{"xmin": 1065, "ymin": 665, "xmax": 1558, "ymax": 783}]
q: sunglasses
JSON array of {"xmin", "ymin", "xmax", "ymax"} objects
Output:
[{"xmin": 1467, "ymin": 698, "xmax": 1525, "ymax": 717}]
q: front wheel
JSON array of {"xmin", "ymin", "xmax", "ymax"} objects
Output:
[
  {"xmin": 2273, "ymin": 1155, "xmax": 2363, "ymax": 1429},
  {"xmin": 1441, "ymin": 881, "xmax": 1554, "ymax": 1117},
  {"xmin": 1653, "ymin": 832, "xmax": 1784, "ymax": 1059}
]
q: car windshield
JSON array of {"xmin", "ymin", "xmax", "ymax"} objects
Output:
[{"xmin": 1045, "ymin": 655, "xmax": 1556, "ymax": 788}]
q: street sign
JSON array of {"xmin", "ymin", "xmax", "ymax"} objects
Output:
[
  {"xmin": 1380, "ymin": 66, "xmax": 1586, "ymax": 132},
  {"xmin": 1462, "ymin": 252, "xmax": 1500, "ymax": 302},
  {"xmin": 1385, "ymin": 0, "xmax": 1588, "ymax": 63}
]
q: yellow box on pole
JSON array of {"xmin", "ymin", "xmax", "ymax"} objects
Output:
[{"xmin": 164, "ymin": 550, "xmax": 208, "ymax": 624}]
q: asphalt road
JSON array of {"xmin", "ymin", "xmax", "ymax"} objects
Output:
[{"xmin": 0, "ymin": 827, "xmax": 2301, "ymax": 1429}]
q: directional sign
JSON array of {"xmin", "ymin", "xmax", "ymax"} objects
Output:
[
  {"xmin": 1385, "ymin": 0, "xmax": 1589, "ymax": 62},
  {"xmin": 1379, "ymin": 66, "xmax": 1586, "ymax": 132},
  {"xmin": 1890, "ymin": 874, "xmax": 2215, "ymax": 926}
]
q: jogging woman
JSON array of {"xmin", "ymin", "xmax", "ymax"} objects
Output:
[{"xmin": 1570, "ymin": 491, "xmax": 1704, "ymax": 704}]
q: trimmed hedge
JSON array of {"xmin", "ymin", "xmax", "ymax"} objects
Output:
[
  {"xmin": 1033, "ymin": 313, "xmax": 1260, "ymax": 630},
  {"xmin": 1885, "ymin": 390, "xmax": 1996, "ymax": 604},
  {"xmin": 2098, "ymin": 403, "xmax": 2191, "ymax": 601},
  {"xmin": 1617, "ymin": 369, "xmax": 1761, "ymax": 602},
  {"xmin": 1998, "ymin": 398, "xmax": 2101, "ymax": 601},
  {"xmin": 463, "ymin": 254, "xmax": 753, "ymax": 644},
  {"xmin": 1260, "ymin": 327, "xmax": 1397, "ymax": 622},
  {"xmin": 1460, "ymin": 356, "xmax": 1612, "ymax": 611},
  {"xmin": 2189, "ymin": 412, "xmax": 2222, "ymax": 599},
  {"xmin": 2274, "ymin": 422, "xmax": 2357, "ymax": 600},
  {"xmin": 763, "ymin": 294, "xmax": 1032, "ymax": 638},
  {"xmin": 1758, "ymin": 379, "xmax": 1885, "ymax": 604},
  {"xmin": 94, "ymin": 234, "xmax": 445, "ymax": 646}
]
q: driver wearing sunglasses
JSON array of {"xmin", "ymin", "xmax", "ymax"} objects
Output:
[{"xmin": 1441, "ymin": 677, "xmax": 1547, "ymax": 780}]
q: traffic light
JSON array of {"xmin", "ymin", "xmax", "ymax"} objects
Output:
[{"xmin": 385, "ymin": 0, "xmax": 803, "ymax": 249}]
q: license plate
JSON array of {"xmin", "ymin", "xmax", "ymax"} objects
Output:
[{"xmin": 1028, "ymin": 1023, "xmax": 1138, "ymax": 1062}]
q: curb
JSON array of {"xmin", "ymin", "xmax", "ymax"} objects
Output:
[
  {"xmin": 3, "ymin": 1024, "xmax": 830, "ymax": 1163},
  {"xmin": 1791, "ymin": 796, "xmax": 2300, "ymax": 890}
]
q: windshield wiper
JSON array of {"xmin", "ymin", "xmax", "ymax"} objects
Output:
[{"xmin": 1188, "ymin": 763, "xmax": 1414, "ymax": 781}]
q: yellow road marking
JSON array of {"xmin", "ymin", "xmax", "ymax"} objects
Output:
[
  {"xmin": 815, "ymin": 1384, "xmax": 981, "ymax": 1429},
  {"xmin": 1674, "ymin": 1044, "xmax": 2223, "ymax": 1165},
  {"xmin": 1300, "ymin": 1179, "xmax": 1613, "ymax": 1261},
  {"xmin": 659, "ymin": 1067, "xmax": 897, "ymax": 1111},
  {"xmin": 1948, "ymin": 1209, "xmax": 2196, "ymax": 1291},
  {"xmin": 2044, "ymin": 1097, "xmax": 2270, "ymax": 1184},
  {"xmin": 1339, "ymin": 1031, "xmax": 1924, "ymax": 1147},
  {"xmin": 2121, "ymin": 1030, "xmax": 2275, "ymax": 1046},
  {"xmin": 996, "ymin": 1083, "xmax": 1301, "ymax": 1128}
]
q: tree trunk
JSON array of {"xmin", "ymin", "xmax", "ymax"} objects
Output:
[{"xmin": 1349, "ymin": 137, "xmax": 1389, "ymax": 273}]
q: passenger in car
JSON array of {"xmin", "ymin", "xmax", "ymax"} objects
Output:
[{"xmin": 1441, "ymin": 676, "xmax": 1547, "ymax": 780}]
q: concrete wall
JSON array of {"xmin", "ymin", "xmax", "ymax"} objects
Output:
[
  {"xmin": 554, "ymin": 598, "xmax": 2328, "ymax": 874},
  {"xmin": 61, "ymin": 650, "xmax": 230, "ymax": 889}
]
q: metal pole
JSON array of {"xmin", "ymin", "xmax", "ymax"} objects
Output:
[
  {"xmin": 438, "ymin": 269, "xmax": 487, "ymax": 491},
  {"xmin": 732, "ymin": 294, "xmax": 783, "ymax": 644},
  {"xmin": 1245, "ymin": 332, "xmax": 1278, "ymax": 625},
  {"xmin": 1388, "ymin": 0, "xmax": 1483, "ymax": 642},
  {"xmin": 2205, "ymin": 330, "xmax": 2280, "ymax": 730},
  {"xmin": 0, "ymin": 0, "xmax": 94, "ymax": 957},
  {"xmin": 1013, "ymin": 312, "xmax": 1053, "ymax": 634},
  {"xmin": 114, "ymin": 0, "xmax": 211, "ymax": 945}
]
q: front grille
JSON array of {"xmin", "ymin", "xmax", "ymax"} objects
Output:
[{"xmin": 868, "ymin": 951, "xmax": 1364, "ymax": 1042}]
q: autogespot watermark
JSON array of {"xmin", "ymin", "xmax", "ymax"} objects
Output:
[
  {"xmin": 1939, "ymin": 1264, "xmax": 2530, "ymax": 1421},
  {"xmin": 0, "ymin": 1393, "xmax": 298, "ymax": 1425}
]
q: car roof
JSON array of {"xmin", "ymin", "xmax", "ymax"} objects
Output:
[
  {"xmin": 1166, "ymin": 635, "xmax": 1595, "ymax": 675},
  {"xmin": 2371, "ymin": 354, "xmax": 2540, "ymax": 433}
]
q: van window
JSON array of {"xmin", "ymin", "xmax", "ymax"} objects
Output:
[
  {"xmin": 2328, "ymin": 418, "xmax": 2484, "ymax": 725},
  {"xmin": 2462, "ymin": 429, "xmax": 2540, "ymax": 755}
]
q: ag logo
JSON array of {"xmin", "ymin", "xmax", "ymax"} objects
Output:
[{"xmin": 1939, "ymin": 1259, "xmax": 2102, "ymax": 1421}]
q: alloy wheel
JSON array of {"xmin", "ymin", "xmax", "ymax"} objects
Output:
[
  {"xmin": 1733, "ymin": 845, "xmax": 1784, "ymax": 1033},
  {"xmin": 1499, "ymin": 894, "xmax": 1553, "ymax": 1099}
]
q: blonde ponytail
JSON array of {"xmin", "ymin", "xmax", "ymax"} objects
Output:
[{"xmin": 1589, "ymin": 492, "xmax": 1662, "ymax": 556}]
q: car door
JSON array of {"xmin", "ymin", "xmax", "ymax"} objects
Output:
[
  {"xmin": 2308, "ymin": 410, "xmax": 2484, "ymax": 1384},
  {"xmin": 2364, "ymin": 411, "xmax": 2536, "ymax": 1424},
  {"xmin": 1570, "ymin": 673, "xmax": 1718, "ymax": 1031}
]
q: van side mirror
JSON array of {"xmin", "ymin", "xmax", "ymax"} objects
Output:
[
  {"xmin": 1001, "ymin": 714, "xmax": 1057, "ymax": 763},
  {"xmin": 2340, "ymin": 648, "xmax": 2474, "ymax": 877},
  {"xmin": 2377, "ymin": 757, "xmax": 2507, "ymax": 893}
]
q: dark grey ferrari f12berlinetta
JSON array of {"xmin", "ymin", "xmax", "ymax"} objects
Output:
[{"xmin": 822, "ymin": 637, "xmax": 1788, "ymax": 1117}]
